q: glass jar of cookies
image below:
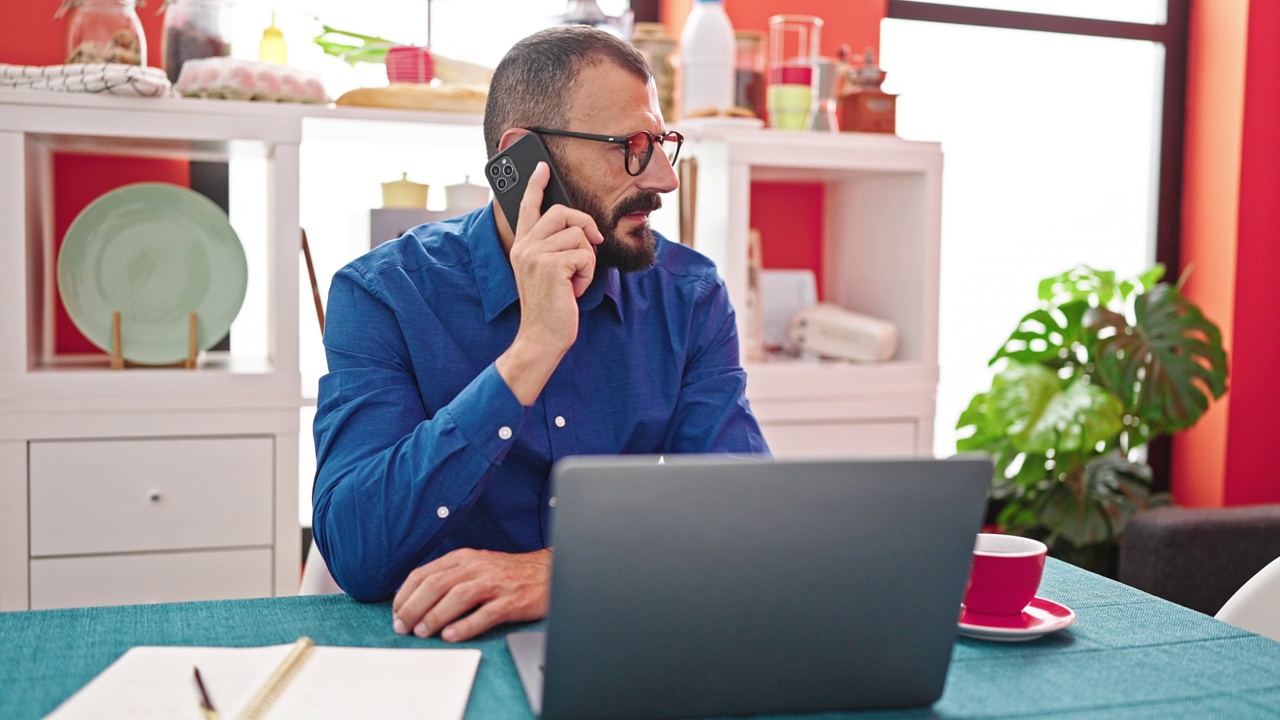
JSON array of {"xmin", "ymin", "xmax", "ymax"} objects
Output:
[{"xmin": 61, "ymin": 0, "xmax": 147, "ymax": 66}]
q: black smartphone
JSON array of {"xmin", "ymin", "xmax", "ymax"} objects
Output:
[{"xmin": 485, "ymin": 133, "xmax": 575, "ymax": 234}]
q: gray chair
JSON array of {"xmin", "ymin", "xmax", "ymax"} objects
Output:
[{"xmin": 1119, "ymin": 504, "xmax": 1280, "ymax": 616}]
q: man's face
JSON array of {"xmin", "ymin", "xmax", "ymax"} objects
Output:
[{"xmin": 548, "ymin": 62, "xmax": 679, "ymax": 272}]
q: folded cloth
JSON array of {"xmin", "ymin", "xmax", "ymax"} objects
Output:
[{"xmin": 0, "ymin": 63, "xmax": 175, "ymax": 97}]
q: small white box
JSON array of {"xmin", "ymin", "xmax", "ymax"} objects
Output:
[{"xmin": 759, "ymin": 269, "xmax": 817, "ymax": 349}]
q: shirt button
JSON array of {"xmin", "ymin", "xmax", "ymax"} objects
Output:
[
  {"xmin": 555, "ymin": 416, "xmax": 566, "ymax": 428},
  {"xmin": 498, "ymin": 426, "xmax": 512, "ymax": 440},
  {"xmin": 548, "ymin": 497, "xmax": 557, "ymax": 508},
  {"xmin": 436, "ymin": 506, "xmax": 450, "ymax": 519}
]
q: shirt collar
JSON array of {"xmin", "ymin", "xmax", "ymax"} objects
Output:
[{"xmin": 470, "ymin": 204, "xmax": 623, "ymax": 323}]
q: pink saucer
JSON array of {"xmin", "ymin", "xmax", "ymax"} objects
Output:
[{"xmin": 957, "ymin": 596, "xmax": 1077, "ymax": 642}]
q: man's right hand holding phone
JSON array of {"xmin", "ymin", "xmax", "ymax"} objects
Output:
[{"xmin": 496, "ymin": 161, "xmax": 604, "ymax": 406}]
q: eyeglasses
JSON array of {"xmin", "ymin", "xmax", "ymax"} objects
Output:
[{"xmin": 528, "ymin": 127, "xmax": 684, "ymax": 176}]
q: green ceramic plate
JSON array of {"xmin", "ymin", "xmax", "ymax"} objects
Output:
[{"xmin": 57, "ymin": 183, "xmax": 249, "ymax": 365}]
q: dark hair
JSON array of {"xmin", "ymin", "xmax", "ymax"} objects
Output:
[{"xmin": 483, "ymin": 26, "xmax": 653, "ymax": 155}]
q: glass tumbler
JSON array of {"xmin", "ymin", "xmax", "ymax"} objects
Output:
[{"xmin": 767, "ymin": 14, "xmax": 823, "ymax": 130}]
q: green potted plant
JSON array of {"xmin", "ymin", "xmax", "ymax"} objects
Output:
[{"xmin": 956, "ymin": 265, "xmax": 1229, "ymax": 576}]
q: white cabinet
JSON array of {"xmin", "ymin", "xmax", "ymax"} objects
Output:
[
  {"xmin": 678, "ymin": 128, "xmax": 942, "ymax": 457},
  {"xmin": 30, "ymin": 549, "xmax": 274, "ymax": 610},
  {"xmin": 28, "ymin": 437, "xmax": 275, "ymax": 555},
  {"xmin": 0, "ymin": 91, "xmax": 305, "ymax": 610}
]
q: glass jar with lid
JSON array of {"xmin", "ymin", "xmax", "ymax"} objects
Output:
[
  {"xmin": 161, "ymin": 0, "xmax": 232, "ymax": 84},
  {"xmin": 58, "ymin": 0, "xmax": 147, "ymax": 66}
]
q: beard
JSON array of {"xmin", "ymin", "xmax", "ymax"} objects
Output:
[{"xmin": 558, "ymin": 165, "xmax": 662, "ymax": 273}]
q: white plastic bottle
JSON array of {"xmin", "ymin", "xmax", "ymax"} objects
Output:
[{"xmin": 679, "ymin": 0, "xmax": 735, "ymax": 118}]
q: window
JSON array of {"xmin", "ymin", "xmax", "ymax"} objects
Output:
[{"xmin": 881, "ymin": 1, "xmax": 1187, "ymax": 486}]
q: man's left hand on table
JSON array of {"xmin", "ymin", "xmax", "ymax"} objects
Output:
[{"xmin": 391, "ymin": 547, "xmax": 552, "ymax": 642}]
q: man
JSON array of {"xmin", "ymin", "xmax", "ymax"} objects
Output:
[{"xmin": 312, "ymin": 25, "xmax": 768, "ymax": 643}]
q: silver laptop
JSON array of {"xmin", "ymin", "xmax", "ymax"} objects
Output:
[{"xmin": 508, "ymin": 455, "xmax": 992, "ymax": 720}]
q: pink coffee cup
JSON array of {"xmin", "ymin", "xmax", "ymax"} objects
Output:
[{"xmin": 962, "ymin": 533, "xmax": 1048, "ymax": 616}]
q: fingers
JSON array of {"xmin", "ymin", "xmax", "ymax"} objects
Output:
[
  {"xmin": 510, "ymin": 227, "xmax": 596, "ymax": 299},
  {"xmin": 540, "ymin": 205, "xmax": 604, "ymax": 246},
  {"xmin": 423, "ymin": 580, "xmax": 492, "ymax": 639},
  {"xmin": 441, "ymin": 597, "xmax": 515, "ymax": 643},
  {"xmin": 392, "ymin": 550, "xmax": 464, "ymax": 615},
  {"xmin": 393, "ymin": 568, "xmax": 467, "ymax": 637},
  {"xmin": 514, "ymin": 162, "xmax": 550, "ymax": 241},
  {"xmin": 569, "ymin": 246, "xmax": 595, "ymax": 297},
  {"xmin": 512, "ymin": 225, "xmax": 595, "ymax": 258},
  {"xmin": 391, "ymin": 549, "xmax": 551, "ymax": 642},
  {"xmin": 517, "ymin": 192, "xmax": 604, "ymax": 249}
]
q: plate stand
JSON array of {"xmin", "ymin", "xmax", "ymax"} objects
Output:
[{"xmin": 109, "ymin": 311, "xmax": 199, "ymax": 370}]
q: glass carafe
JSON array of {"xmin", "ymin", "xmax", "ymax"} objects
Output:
[{"xmin": 60, "ymin": 0, "xmax": 147, "ymax": 66}]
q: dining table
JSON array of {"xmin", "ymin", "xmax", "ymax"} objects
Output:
[{"xmin": 3, "ymin": 558, "xmax": 1279, "ymax": 718}]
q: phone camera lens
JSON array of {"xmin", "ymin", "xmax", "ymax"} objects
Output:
[
  {"xmin": 496, "ymin": 178, "xmax": 508, "ymax": 191},
  {"xmin": 488, "ymin": 164, "xmax": 501, "ymax": 178},
  {"xmin": 501, "ymin": 164, "xmax": 514, "ymax": 177}
]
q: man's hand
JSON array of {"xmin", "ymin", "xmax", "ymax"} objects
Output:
[
  {"xmin": 391, "ymin": 548, "xmax": 552, "ymax": 642},
  {"xmin": 497, "ymin": 161, "xmax": 604, "ymax": 405}
]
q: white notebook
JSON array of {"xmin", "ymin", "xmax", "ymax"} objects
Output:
[{"xmin": 48, "ymin": 638, "xmax": 482, "ymax": 719}]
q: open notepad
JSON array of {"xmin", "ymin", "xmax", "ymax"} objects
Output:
[{"xmin": 48, "ymin": 639, "xmax": 482, "ymax": 719}]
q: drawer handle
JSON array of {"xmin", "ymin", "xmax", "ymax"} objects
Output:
[{"xmin": 148, "ymin": 491, "xmax": 162, "ymax": 503}]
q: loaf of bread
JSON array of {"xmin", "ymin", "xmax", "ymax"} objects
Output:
[
  {"xmin": 684, "ymin": 106, "xmax": 758, "ymax": 119},
  {"xmin": 335, "ymin": 83, "xmax": 488, "ymax": 113}
]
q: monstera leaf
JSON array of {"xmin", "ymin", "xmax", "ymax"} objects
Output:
[
  {"xmin": 957, "ymin": 361, "xmax": 1125, "ymax": 513},
  {"xmin": 957, "ymin": 390, "xmax": 1049, "ymax": 499},
  {"xmin": 1037, "ymin": 264, "xmax": 1165, "ymax": 308},
  {"xmin": 1092, "ymin": 283, "xmax": 1228, "ymax": 436},
  {"xmin": 1032, "ymin": 453, "xmax": 1153, "ymax": 547},
  {"xmin": 982, "ymin": 362, "xmax": 1124, "ymax": 456},
  {"xmin": 991, "ymin": 300, "xmax": 1093, "ymax": 370}
]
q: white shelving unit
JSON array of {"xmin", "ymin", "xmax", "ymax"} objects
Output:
[
  {"xmin": 0, "ymin": 92, "xmax": 940, "ymax": 609},
  {"xmin": 679, "ymin": 127, "xmax": 942, "ymax": 458},
  {"xmin": 0, "ymin": 92, "xmax": 309, "ymax": 611}
]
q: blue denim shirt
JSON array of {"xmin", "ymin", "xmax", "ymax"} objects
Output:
[{"xmin": 312, "ymin": 205, "xmax": 768, "ymax": 601}]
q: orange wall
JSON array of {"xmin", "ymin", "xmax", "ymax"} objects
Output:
[
  {"xmin": 1173, "ymin": 0, "xmax": 1280, "ymax": 507},
  {"xmin": 1172, "ymin": 1, "xmax": 1248, "ymax": 507}
]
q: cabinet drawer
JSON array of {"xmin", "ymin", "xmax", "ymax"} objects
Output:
[
  {"xmin": 29, "ymin": 437, "xmax": 274, "ymax": 556},
  {"xmin": 29, "ymin": 548, "xmax": 273, "ymax": 610},
  {"xmin": 761, "ymin": 420, "xmax": 917, "ymax": 458}
]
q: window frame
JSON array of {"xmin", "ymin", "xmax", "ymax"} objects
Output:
[{"xmin": 886, "ymin": 0, "xmax": 1191, "ymax": 491}]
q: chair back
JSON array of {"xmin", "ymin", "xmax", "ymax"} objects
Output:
[
  {"xmin": 299, "ymin": 539, "xmax": 343, "ymax": 595},
  {"xmin": 1215, "ymin": 555, "xmax": 1280, "ymax": 641}
]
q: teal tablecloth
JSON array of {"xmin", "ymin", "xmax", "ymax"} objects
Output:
[{"xmin": 3, "ymin": 559, "xmax": 1280, "ymax": 718}]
